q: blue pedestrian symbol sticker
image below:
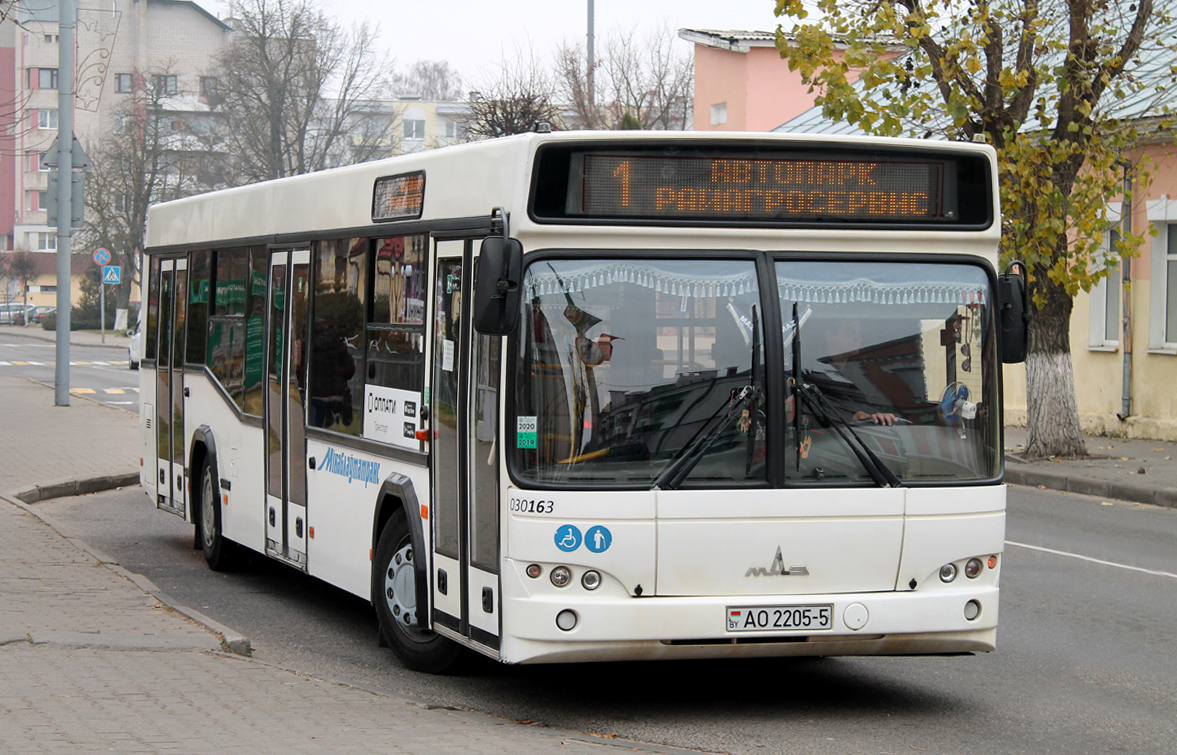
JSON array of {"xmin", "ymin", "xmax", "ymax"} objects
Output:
[
  {"xmin": 585, "ymin": 525, "xmax": 612, "ymax": 553},
  {"xmin": 554, "ymin": 524, "xmax": 582, "ymax": 552}
]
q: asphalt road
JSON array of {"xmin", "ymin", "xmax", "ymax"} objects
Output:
[
  {"xmin": 0, "ymin": 334, "xmax": 139, "ymax": 409},
  {"xmin": 35, "ymin": 485, "xmax": 1177, "ymax": 755}
]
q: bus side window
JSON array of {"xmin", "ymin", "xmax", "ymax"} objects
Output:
[
  {"xmin": 207, "ymin": 248, "xmax": 249, "ymax": 409},
  {"xmin": 365, "ymin": 235, "xmax": 427, "ymax": 447},
  {"xmin": 186, "ymin": 250, "xmax": 211, "ymax": 366},
  {"xmin": 308, "ymin": 238, "xmax": 367, "ymax": 435}
]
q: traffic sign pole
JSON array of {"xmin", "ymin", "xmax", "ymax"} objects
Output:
[{"xmin": 54, "ymin": 0, "xmax": 75, "ymax": 406}]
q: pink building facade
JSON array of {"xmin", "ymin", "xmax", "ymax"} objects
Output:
[{"xmin": 680, "ymin": 29, "xmax": 883, "ymax": 133}]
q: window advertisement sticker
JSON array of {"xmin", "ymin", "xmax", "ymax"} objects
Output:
[
  {"xmin": 516, "ymin": 415, "xmax": 538, "ymax": 449},
  {"xmin": 363, "ymin": 384, "xmax": 422, "ymax": 450},
  {"xmin": 442, "ymin": 339, "xmax": 455, "ymax": 372}
]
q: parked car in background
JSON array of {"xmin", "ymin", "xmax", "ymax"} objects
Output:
[
  {"xmin": 28, "ymin": 306, "xmax": 54, "ymax": 324},
  {"xmin": 0, "ymin": 302, "xmax": 32, "ymax": 325}
]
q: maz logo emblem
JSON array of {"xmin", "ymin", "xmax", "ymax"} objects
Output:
[{"xmin": 745, "ymin": 546, "xmax": 809, "ymax": 577}]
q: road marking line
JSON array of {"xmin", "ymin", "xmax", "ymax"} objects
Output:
[
  {"xmin": 0, "ymin": 361, "xmax": 9, "ymax": 366},
  {"xmin": 70, "ymin": 388, "xmax": 96, "ymax": 394},
  {"xmin": 1006, "ymin": 540, "xmax": 1177, "ymax": 580},
  {"xmin": 103, "ymin": 388, "xmax": 125, "ymax": 394},
  {"xmin": 91, "ymin": 361, "xmax": 109, "ymax": 365},
  {"xmin": 75, "ymin": 361, "xmax": 92, "ymax": 365},
  {"xmin": 11, "ymin": 361, "xmax": 27, "ymax": 365}
]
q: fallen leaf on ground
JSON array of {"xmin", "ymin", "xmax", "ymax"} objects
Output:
[{"xmin": 1101, "ymin": 501, "xmax": 1114, "ymax": 506}]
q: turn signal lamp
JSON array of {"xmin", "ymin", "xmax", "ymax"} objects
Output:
[
  {"xmin": 987, "ymin": 555, "xmax": 999, "ymax": 570},
  {"xmin": 526, "ymin": 563, "xmax": 542, "ymax": 579}
]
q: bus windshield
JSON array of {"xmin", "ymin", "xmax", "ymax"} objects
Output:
[
  {"xmin": 779, "ymin": 260, "xmax": 999, "ymax": 484},
  {"xmin": 511, "ymin": 256, "xmax": 999, "ymax": 488}
]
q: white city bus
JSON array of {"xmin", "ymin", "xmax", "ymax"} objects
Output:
[{"xmin": 139, "ymin": 131, "xmax": 1028, "ymax": 672}]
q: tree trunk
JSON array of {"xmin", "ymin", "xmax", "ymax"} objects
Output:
[{"xmin": 1023, "ymin": 276, "xmax": 1087, "ymax": 458}]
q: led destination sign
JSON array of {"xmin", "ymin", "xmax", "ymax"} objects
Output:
[{"xmin": 536, "ymin": 146, "xmax": 988, "ymax": 227}]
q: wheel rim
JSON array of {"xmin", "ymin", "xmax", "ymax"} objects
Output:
[
  {"xmin": 383, "ymin": 538, "xmax": 431, "ymax": 643},
  {"xmin": 201, "ymin": 470, "xmax": 216, "ymax": 550}
]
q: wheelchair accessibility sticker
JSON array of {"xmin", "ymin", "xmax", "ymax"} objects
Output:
[{"xmin": 554, "ymin": 525, "xmax": 582, "ymax": 552}]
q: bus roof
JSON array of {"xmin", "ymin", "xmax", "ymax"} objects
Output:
[{"xmin": 144, "ymin": 131, "xmax": 998, "ymax": 252}]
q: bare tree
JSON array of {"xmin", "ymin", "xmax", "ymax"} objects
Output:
[
  {"xmin": 78, "ymin": 69, "xmax": 224, "ymax": 313},
  {"xmin": 466, "ymin": 50, "xmax": 562, "ymax": 139},
  {"xmin": 211, "ymin": 0, "xmax": 392, "ymax": 183},
  {"xmin": 5, "ymin": 251, "xmax": 39, "ymax": 316},
  {"xmin": 390, "ymin": 61, "xmax": 464, "ymax": 101},
  {"xmin": 556, "ymin": 25, "xmax": 693, "ymax": 130}
]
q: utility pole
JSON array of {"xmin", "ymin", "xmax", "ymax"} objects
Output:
[
  {"xmin": 587, "ymin": 0, "xmax": 595, "ymax": 115},
  {"xmin": 55, "ymin": 0, "xmax": 76, "ymax": 406}
]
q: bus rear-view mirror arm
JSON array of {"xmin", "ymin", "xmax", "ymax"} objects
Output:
[{"xmin": 998, "ymin": 260, "xmax": 1031, "ymax": 364}]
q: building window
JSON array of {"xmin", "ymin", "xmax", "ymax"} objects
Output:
[
  {"xmin": 1145, "ymin": 198, "xmax": 1177, "ymax": 350},
  {"xmin": 404, "ymin": 119, "xmax": 425, "ymax": 140},
  {"xmin": 200, "ymin": 76, "xmax": 218, "ymax": 97},
  {"xmin": 44, "ymin": 34, "xmax": 58, "ymax": 44},
  {"xmin": 36, "ymin": 109, "xmax": 58, "ymax": 130},
  {"xmin": 115, "ymin": 73, "xmax": 134, "ymax": 93},
  {"xmin": 1089, "ymin": 227, "xmax": 1121, "ymax": 349},
  {"xmin": 28, "ymin": 151, "xmax": 50, "ymax": 172},
  {"xmin": 35, "ymin": 232, "xmax": 56, "ymax": 251},
  {"xmin": 1167, "ymin": 225, "xmax": 1177, "ymax": 345},
  {"xmin": 710, "ymin": 102, "xmax": 727, "ymax": 126},
  {"xmin": 152, "ymin": 75, "xmax": 178, "ymax": 95},
  {"xmin": 28, "ymin": 67, "xmax": 58, "ymax": 90},
  {"xmin": 25, "ymin": 190, "xmax": 45, "ymax": 212}
]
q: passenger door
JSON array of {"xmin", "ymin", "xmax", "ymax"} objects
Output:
[
  {"xmin": 263, "ymin": 250, "xmax": 311, "ymax": 569},
  {"xmin": 429, "ymin": 239, "xmax": 502, "ymax": 654},
  {"xmin": 154, "ymin": 257, "xmax": 187, "ymax": 517}
]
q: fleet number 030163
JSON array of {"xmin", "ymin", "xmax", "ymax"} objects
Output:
[
  {"xmin": 509, "ymin": 498, "xmax": 555, "ymax": 514},
  {"xmin": 726, "ymin": 605, "xmax": 833, "ymax": 632}
]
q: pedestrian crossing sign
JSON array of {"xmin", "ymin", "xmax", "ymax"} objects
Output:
[{"xmin": 103, "ymin": 265, "xmax": 121, "ymax": 284}]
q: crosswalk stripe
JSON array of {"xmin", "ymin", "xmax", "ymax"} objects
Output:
[
  {"xmin": 11, "ymin": 361, "xmax": 27, "ymax": 365},
  {"xmin": 103, "ymin": 388, "xmax": 125, "ymax": 394},
  {"xmin": 70, "ymin": 388, "xmax": 96, "ymax": 394},
  {"xmin": 75, "ymin": 361, "xmax": 92, "ymax": 365},
  {"xmin": 0, "ymin": 362, "xmax": 9, "ymax": 366}
]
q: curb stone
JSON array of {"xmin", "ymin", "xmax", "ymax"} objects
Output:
[
  {"xmin": 4, "ymin": 490, "xmax": 253, "ymax": 657},
  {"xmin": 1004, "ymin": 460, "xmax": 1177, "ymax": 509}
]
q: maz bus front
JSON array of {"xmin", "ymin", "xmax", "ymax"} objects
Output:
[{"xmin": 139, "ymin": 132, "xmax": 1028, "ymax": 672}]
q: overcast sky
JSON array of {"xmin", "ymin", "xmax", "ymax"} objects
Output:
[{"xmin": 200, "ymin": 0, "xmax": 782, "ymax": 85}]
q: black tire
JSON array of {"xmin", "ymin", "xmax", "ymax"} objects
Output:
[
  {"xmin": 374, "ymin": 514, "xmax": 461, "ymax": 673},
  {"xmin": 198, "ymin": 458, "xmax": 237, "ymax": 571}
]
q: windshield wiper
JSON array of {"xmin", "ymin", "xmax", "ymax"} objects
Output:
[
  {"xmin": 652, "ymin": 384, "xmax": 761, "ymax": 491},
  {"xmin": 792, "ymin": 379, "xmax": 902, "ymax": 488}
]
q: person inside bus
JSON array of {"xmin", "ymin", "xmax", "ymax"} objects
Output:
[
  {"xmin": 790, "ymin": 316, "xmax": 899, "ymax": 427},
  {"xmin": 307, "ymin": 317, "xmax": 356, "ymax": 429}
]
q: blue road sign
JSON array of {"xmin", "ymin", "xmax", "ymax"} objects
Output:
[
  {"xmin": 93, "ymin": 248, "xmax": 110, "ymax": 266},
  {"xmin": 103, "ymin": 265, "xmax": 121, "ymax": 284}
]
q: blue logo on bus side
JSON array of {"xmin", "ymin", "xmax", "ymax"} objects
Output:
[
  {"xmin": 585, "ymin": 525, "xmax": 612, "ymax": 553},
  {"xmin": 554, "ymin": 524, "xmax": 582, "ymax": 552}
]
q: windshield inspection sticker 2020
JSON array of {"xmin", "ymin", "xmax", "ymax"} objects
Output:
[{"xmin": 517, "ymin": 416, "xmax": 537, "ymax": 449}]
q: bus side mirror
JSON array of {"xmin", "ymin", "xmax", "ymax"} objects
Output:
[
  {"xmin": 997, "ymin": 261, "xmax": 1031, "ymax": 364},
  {"xmin": 473, "ymin": 236, "xmax": 523, "ymax": 335}
]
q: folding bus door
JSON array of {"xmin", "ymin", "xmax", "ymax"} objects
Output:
[
  {"xmin": 429, "ymin": 239, "xmax": 502, "ymax": 655},
  {"xmin": 155, "ymin": 257, "xmax": 188, "ymax": 517},
  {"xmin": 263, "ymin": 250, "xmax": 311, "ymax": 569}
]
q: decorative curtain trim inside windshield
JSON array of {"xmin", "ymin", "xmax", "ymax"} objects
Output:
[
  {"xmin": 526, "ymin": 262, "xmax": 759, "ymax": 300},
  {"xmin": 776, "ymin": 277, "xmax": 987, "ymax": 306}
]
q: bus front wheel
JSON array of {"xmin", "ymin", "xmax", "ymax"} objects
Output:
[
  {"xmin": 198, "ymin": 458, "xmax": 237, "ymax": 571},
  {"xmin": 374, "ymin": 515, "xmax": 461, "ymax": 673}
]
